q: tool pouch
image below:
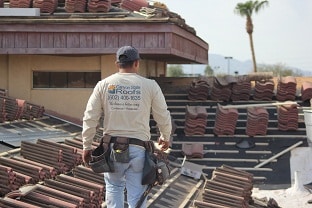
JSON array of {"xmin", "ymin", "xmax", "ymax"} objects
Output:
[
  {"xmin": 111, "ymin": 137, "xmax": 130, "ymax": 163},
  {"xmin": 89, "ymin": 135, "xmax": 114, "ymax": 173}
]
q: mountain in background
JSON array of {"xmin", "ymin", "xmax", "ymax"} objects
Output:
[{"xmin": 181, "ymin": 54, "xmax": 311, "ymax": 76}]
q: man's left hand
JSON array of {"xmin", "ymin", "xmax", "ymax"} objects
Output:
[{"xmin": 158, "ymin": 138, "xmax": 169, "ymax": 151}]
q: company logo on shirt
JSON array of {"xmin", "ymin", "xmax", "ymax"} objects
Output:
[
  {"xmin": 108, "ymin": 84, "xmax": 140, "ymax": 95},
  {"xmin": 107, "ymin": 84, "xmax": 142, "ymax": 111},
  {"xmin": 108, "ymin": 85, "xmax": 116, "ymax": 94}
]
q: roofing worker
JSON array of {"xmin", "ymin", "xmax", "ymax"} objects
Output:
[{"xmin": 82, "ymin": 45, "xmax": 172, "ymax": 208}]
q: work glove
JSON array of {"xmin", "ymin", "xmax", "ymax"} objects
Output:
[{"xmin": 82, "ymin": 149, "xmax": 92, "ymax": 167}]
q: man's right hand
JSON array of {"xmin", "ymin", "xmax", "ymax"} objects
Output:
[{"xmin": 82, "ymin": 149, "xmax": 92, "ymax": 167}]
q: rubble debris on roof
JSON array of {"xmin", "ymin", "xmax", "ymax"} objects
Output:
[{"xmin": 0, "ymin": 0, "xmax": 197, "ymax": 35}]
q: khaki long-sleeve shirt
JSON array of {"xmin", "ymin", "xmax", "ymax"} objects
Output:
[{"xmin": 82, "ymin": 73, "xmax": 172, "ymax": 150}]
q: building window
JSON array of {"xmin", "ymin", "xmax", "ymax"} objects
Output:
[{"xmin": 33, "ymin": 72, "xmax": 101, "ymax": 88}]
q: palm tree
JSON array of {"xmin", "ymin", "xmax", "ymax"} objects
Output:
[{"xmin": 234, "ymin": 0, "xmax": 269, "ymax": 73}]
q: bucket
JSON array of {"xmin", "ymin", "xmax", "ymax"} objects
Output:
[
  {"xmin": 304, "ymin": 110, "xmax": 312, "ymax": 125},
  {"xmin": 304, "ymin": 110, "xmax": 312, "ymax": 146}
]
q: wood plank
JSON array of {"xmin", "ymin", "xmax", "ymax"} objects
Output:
[
  {"xmin": 118, "ymin": 33, "xmax": 132, "ymax": 46},
  {"xmin": 132, "ymin": 33, "xmax": 145, "ymax": 48},
  {"xmin": 54, "ymin": 33, "xmax": 66, "ymax": 48},
  {"xmin": 105, "ymin": 33, "xmax": 118, "ymax": 48},
  {"xmin": 28, "ymin": 33, "xmax": 41, "ymax": 48},
  {"xmin": 145, "ymin": 33, "xmax": 159, "ymax": 48},
  {"xmin": 41, "ymin": 33, "xmax": 54, "ymax": 48},
  {"xmin": 15, "ymin": 33, "xmax": 28, "ymax": 48},
  {"xmin": 92, "ymin": 33, "xmax": 102, "ymax": 48},
  {"xmin": 79, "ymin": 33, "xmax": 93, "ymax": 48},
  {"xmin": 2, "ymin": 32, "xmax": 15, "ymax": 48},
  {"xmin": 66, "ymin": 33, "xmax": 80, "ymax": 48}
]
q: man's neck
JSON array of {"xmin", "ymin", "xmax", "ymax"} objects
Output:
[{"xmin": 119, "ymin": 68, "xmax": 137, "ymax": 73}]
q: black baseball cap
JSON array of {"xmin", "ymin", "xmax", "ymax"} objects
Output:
[{"xmin": 116, "ymin": 46, "xmax": 140, "ymax": 63}]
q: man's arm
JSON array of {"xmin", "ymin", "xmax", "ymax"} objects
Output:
[
  {"xmin": 82, "ymin": 82, "xmax": 103, "ymax": 164},
  {"xmin": 151, "ymin": 82, "xmax": 172, "ymax": 151}
]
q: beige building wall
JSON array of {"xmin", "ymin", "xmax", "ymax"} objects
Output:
[
  {"xmin": 2, "ymin": 54, "xmax": 166, "ymax": 124},
  {"xmin": 0, "ymin": 55, "xmax": 8, "ymax": 90}
]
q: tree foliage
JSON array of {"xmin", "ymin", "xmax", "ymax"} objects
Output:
[
  {"xmin": 234, "ymin": 0, "xmax": 269, "ymax": 73},
  {"xmin": 257, "ymin": 63, "xmax": 303, "ymax": 77},
  {"xmin": 167, "ymin": 65, "xmax": 184, "ymax": 77},
  {"xmin": 204, "ymin": 65, "xmax": 214, "ymax": 76}
]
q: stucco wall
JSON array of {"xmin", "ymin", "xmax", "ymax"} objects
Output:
[
  {"xmin": 0, "ymin": 55, "xmax": 8, "ymax": 90},
  {"xmin": 2, "ymin": 54, "xmax": 166, "ymax": 123}
]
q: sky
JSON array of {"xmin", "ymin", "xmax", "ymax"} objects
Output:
[{"xmin": 159, "ymin": 0, "xmax": 312, "ymax": 72}]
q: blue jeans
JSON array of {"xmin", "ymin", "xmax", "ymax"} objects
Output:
[{"xmin": 104, "ymin": 145, "xmax": 147, "ymax": 208}]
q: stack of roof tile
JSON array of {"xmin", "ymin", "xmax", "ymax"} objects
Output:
[
  {"xmin": 182, "ymin": 143, "xmax": 204, "ymax": 158},
  {"xmin": 0, "ymin": 165, "xmax": 17, "ymax": 196},
  {"xmin": 3, "ymin": 97, "xmax": 23, "ymax": 121},
  {"xmin": 187, "ymin": 78, "xmax": 210, "ymax": 101},
  {"xmin": 111, "ymin": 0, "xmax": 121, "ymax": 6},
  {"xmin": 65, "ymin": 0, "xmax": 87, "ymax": 12},
  {"xmin": 276, "ymin": 76, "xmax": 297, "ymax": 101},
  {"xmin": 0, "ymin": 96, "xmax": 45, "ymax": 122},
  {"xmin": 184, "ymin": 105, "xmax": 208, "ymax": 136},
  {"xmin": 253, "ymin": 79, "xmax": 275, "ymax": 101},
  {"xmin": 9, "ymin": 0, "xmax": 32, "ymax": 8},
  {"xmin": 231, "ymin": 80, "xmax": 251, "ymax": 101},
  {"xmin": 213, "ymin": 104, "xmax": 238, "ymax": 136},
  {"xmin": 0, "ymin": 137, "xmax": 107, "ymax": 207},
  {"xmin": 277, "ymin": 103, "xmax": 299, "ymax": 131},
  {"xmin": 246, "ymin": 107, "xmax": 269, "ymax": 136},
  {"xmin": 194, "ymin": 165, "xmax": 254, "ymax": 208},
  {"xmin": 33, "ymin": 0, "xmax": 58, "ymax": 14},
  {"xmin": 120, "ymin": 0, "xmax": 148, "ymax": 12},
  {"xmin": 301, "ymin": 81, "xmax": 312, "ymax": 102},
  {"xmin": 210, "ymin": 76, "xmax": 233, "ymax": 102},
  {"xmin": 87, "ymin": 0, "xmax": 111, "ymax": 13}
]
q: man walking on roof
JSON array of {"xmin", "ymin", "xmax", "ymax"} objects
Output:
[{"xmin": 82, "ymin": 45, "xmax": 172, "ymax": 208}]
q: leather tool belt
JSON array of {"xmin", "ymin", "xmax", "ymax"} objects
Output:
[{"xmin": 110, "ymin": 136, "xmax": 145, "ymax": 147}]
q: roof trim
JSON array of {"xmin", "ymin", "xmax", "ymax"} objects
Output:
[{"xmin": 0, "ymin": 18, "xmax": 208, "ymax": 64}]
